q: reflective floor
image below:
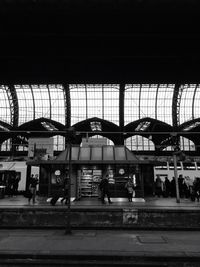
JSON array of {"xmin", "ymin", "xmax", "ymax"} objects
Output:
[{"xmin": 0, "ymin": 195, "xmax": 200, "ymax": 209}]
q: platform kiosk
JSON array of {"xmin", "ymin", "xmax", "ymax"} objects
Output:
[{"xmin": 27, "ymin": 145, "xmax": 149, "ymax": 202}]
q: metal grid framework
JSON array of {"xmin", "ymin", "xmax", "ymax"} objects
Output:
[
  {"xmin": 0, "ymin": 84, "xmax": 200, "ymax": 152},
  {"xmin": 14, "ymin": 84, "xmax": 65, "ymax": 125},
  {"xmin": 0, "ymin": 85, "xmax": 11, "ymax": 124},
  {"xmin": 70, "ymin": 84, "xmax": 119, "ymax": 126},
  {"xmin": 124, "ymin": 84, "xmax": 174, "ymax": 126},
  {"xmin": 179, "ymin": 84, "xmax": 200, "ymax": 124},
  {"xmin": 125, "ymin": 136, "xmax": 155, "ymax": 151}
]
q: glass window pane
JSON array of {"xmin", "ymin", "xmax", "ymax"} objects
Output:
[
  {"xmin": 15, "ymin": 85, "xmax": 34, "ymax": 125},
  {"xmin": 125, "ymin": 84, "xmax": 174, "ymax": 125},
  {"xmin": 125, "ymin": 136, "xmax": 155, "ymax": 151},
  {"xmin": 16, "ymin": 84, "xmax": 65, "ymax": 125},
  {"xmin": 180, "ymin": 84, "xmax": 195, "ymax": 124},
  {"xmin": 70, "ymin": 84, "xmax": 119, "ymax": 125},
  {"xmin": 194, "ymin": 85, "xmax": 200, "ymax": 119},
  {"xmin": 0, "ymin": 86, "xmax": 11, "ymax": 124}
]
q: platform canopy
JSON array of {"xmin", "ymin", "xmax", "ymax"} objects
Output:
[{"xmin": 55, "ymin": 145, "xmax": 140, "ymax": 164}]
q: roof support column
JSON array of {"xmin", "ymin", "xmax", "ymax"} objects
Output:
[
  {"xmin": 63, "ymin": 84, "xmax": 71, "ymax": 149},
  {"xmin": 63, "ymin": 84, "xmax": 71, "ymax": 128},
  {"xmin": 172, "ymin": 83, "xmax": 183, "ymax": 149},
  {"xmin": 119, "ymin": 84, "xmax": 125, "ymax": 145},
  {"xmin": 7, "ymin": 85, "xmax": 19, "ymax": 156}
]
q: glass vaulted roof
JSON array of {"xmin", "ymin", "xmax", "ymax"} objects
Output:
[{"xmin": 0, "ymin": 84, "xmax": 200, "ymax": 152}]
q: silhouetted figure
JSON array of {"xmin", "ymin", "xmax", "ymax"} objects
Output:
[
  {"xmin": 163, "ymin": 177, "xmax": 171, "ymax": 197},
  {"xmin": 125, "ymin": 179, "xmax": 135, "ymax": 202},
  {"xmin": 28, "ymin": 174, "xmax": 39, "ymax": 204},
  {"xmin": 155, "ymin": 176, "xmax": 163, "ymax": 197},
  {"xmin": 61, "ymin": 177, "xmax": 69, "ymax": 205},
  {"xmin": 178, "ymin": 175, "xmax": 184, "ymax": 198},
  {"xmin": 170, "ymin": 177, "xmax": 176, "ymax": 197},
  {"xmin": 13, "ymin": 174, "xmax": 20, "ymax": 196},
  {"xmin": 99, "ymin": 175, "xmax": 112, "ymax": 204}
]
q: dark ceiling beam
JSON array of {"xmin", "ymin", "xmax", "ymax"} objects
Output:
[
  {"xmin": 192, "ymin": 84, "xmax": 198, "ymax": 120},
  {"xmin": 6, "ymin": 85, "xmax": 19, "ymax": 127},
  {"xmin": 63, "ymin": 84, "xmax": 71, "ymax": 128},
  {"xmin": 172, "ymin": 84, "xmax": 182, "ymax": 128},
  {"xmin": 119, "ymin": 84, "xmax": 125, "ymax": 145}
]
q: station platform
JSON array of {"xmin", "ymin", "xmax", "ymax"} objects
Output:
[
  {"xmin": 0, "ymin": 195, "xmax": 200, "ymax": 230},
  {"xmin": 0, "ymin": 229, "xmax": 200, "ymax": 266}
]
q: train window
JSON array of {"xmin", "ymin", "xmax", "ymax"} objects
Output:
[
  {"xmin": 169, "ymin": 162, "xmax": 181, "ymax": 170},
  {"xmin": 182, "ymin": 162, "xmax": 196, "ymax": 170}
]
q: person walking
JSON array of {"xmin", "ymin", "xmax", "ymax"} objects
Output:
[
  {"xmin": 28, "ymin": 174, "xmax": 39, "ymax": 204},
  {"xmin": 125, "ymin": 179, "xmax": 135, "ymax": 202},
  {"xmin": 99, "ymin": 175, "xmax": 112, "ymax": 204}
]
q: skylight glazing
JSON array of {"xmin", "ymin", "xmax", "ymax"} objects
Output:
[
  {"xmin": 179, "ymin": 84, "xmax": 195, "ymax": 124},
  {"xmin": 70, "ymin": 84, "xmax": 119, "ymax": 125},
  {"xmin": 0, "ymin": 86, "xmax": 11, "ymax": 124},
  {"xmin": 124, "ymin": 84, "xmax": 174, "ymax": 125}
]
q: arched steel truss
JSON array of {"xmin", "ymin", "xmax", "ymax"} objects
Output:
[{"xmin": 0, "ymin": 84, "xmax": 200, "ymax": 152}]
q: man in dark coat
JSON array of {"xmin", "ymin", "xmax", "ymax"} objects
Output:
[{"xmin": 99, "ymin": 175, "xmax": 112, "ymax": 204}]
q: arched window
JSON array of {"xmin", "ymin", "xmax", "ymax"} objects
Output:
[
  {"xmin": 180, "ymin": 137, "xmax": 195, "ymax": 151},
  {"xmin": 125, "ymin": 136, "xmax": 155, "ymax": 151}
]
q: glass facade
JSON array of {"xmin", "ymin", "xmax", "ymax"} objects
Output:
[{"xmin": 0, "ymin": 84, "xmax": 199, "ymax": 152}]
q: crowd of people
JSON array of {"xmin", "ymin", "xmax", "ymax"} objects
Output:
[{"xmin": 154, "ymin": 174, "xmax": 200, "ymax": 202}]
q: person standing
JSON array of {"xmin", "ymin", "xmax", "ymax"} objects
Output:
[
  {"xmin": 28, "ymin": 174, "xmax": 39, "ymax": 204},
  {"xmin": 155, "ymin": 176, "xmax": 163, "ymax": 197},
  {"xmin": 61, "ymin": 176, "xmax": 69, "ymax": 205},
  {"xmin": 125, "ymin": 179, "xmax": 135, "ymax": 202},
  {"xmin": 13, "ymin": 174, "xmax": 20, "ymax": 196},
  {"xmin": 99, "ymin": 175, "xmax": 112, "ymax": 204},
  {"xmin": 163, "ymin": 176, "xmax": 171, "ymax": 197}
]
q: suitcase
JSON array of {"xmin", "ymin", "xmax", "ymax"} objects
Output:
[{"xmin": 50, "ymin": 196, "xmax": 59, "ymax": 206}]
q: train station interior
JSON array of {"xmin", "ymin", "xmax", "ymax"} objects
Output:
[{"xmin": 0, "ymin": 0, "xmax": 200, "ymax": 266}]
